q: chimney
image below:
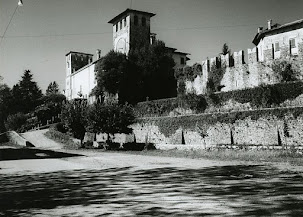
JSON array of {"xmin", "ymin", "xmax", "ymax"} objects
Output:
[
  {"xmin": 268, "ymin": 19, "xmax": 272, "ymax": 30},
  {"xmin": 96, "ymin": 49, "xmax": 101, "ymax": 60},
  {"xmin": 150, "ymin": 33, "xmax": 156, "ymax": 45},
  {"xmin": 258, "ymin": 27, "xmax": 263, "ymax": 33}
]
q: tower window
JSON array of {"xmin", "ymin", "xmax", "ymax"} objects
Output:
[
  {"xmin": 181, "ymin": 57, "xmax": 185, "ymax": 65},
  {"xmin": 124, "ymin": 17, "xmax": 127, "ymax": 27},
  {"xmin": 134, "ymin": 15, "xmax": 138, "ymax": 26},
  {"xmin": 142, "ymin": 17, "xmax": 146, "ymax": 26},
  {"xmin": 120, "ymin": 20, "xmax": 122, "ymax": 30},
  {"xmin": 275, "ymin": 42, "xmax": 280, "ymax": 51},
  {"xmin": 116, "ymin": 24, "xmax": 118, "ymax": 32}
]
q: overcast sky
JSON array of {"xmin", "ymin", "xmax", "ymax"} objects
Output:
[{"xmin": 1, "ymin": 0, "xmax": 303, "ymax": 92}]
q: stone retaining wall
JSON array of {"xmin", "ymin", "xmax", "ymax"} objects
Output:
[{"xmin": 131, "ymin": 110, "xmax": 303, "ymax": 150}]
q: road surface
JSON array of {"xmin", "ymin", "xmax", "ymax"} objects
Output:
[{"xmin": 0, "ymin": 130, "xmax": 303, "ymax": 216}]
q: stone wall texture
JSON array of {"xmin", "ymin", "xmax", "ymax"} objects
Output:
[
  {"xmin": 185, "ymin": 41, "xmax": 303, "ymax": 95},
  {"xmin": 130, "ymin": 110, "xmax": 303, "ymax": 150}
]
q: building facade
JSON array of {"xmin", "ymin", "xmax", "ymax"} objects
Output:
[{"xmin": 65, "ymin": 9, "xmax": 190, "ymax": 101}]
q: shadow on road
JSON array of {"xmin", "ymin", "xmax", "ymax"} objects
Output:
[
  {"xmin": 0, "ymin": 165, "xmax": 302, "ymax": 216},
  {"xmin": 0, "ymin": 148, "xmax": 82, "ymax": 161}
]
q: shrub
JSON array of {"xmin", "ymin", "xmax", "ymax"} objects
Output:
[
  {"xmin": 134, "ymin": 98, "xmax": 178, "ymax": 117},
  {"xmin": 44, "ymin": 128, "xmax": 80, "ymax": 149},
  {"xmin": 5, "ymin": 113, "xmax": 27, "ymax": 132},
  {"xmin": 272, "ymin": 60, "xmax": 299, "ymax": 82},
  {"xmin": 52, "ymin": 122, "xmax": 68, "ymax": 133}
]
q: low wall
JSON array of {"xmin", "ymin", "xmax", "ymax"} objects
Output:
[
  {"xmin": 131, "ymin": 107, "xmax": 303, "ymax": 150},
  {"xmin": 6, "ymin": 131, "xmax": 34, "ymax": 147}
]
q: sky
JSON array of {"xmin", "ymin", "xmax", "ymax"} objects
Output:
[{"xmin": 1, "ymin": 0, "xmax": 303, "ymax": 92}]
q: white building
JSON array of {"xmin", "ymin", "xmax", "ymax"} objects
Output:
[{"xmin": 65, "ymin": 9, "xmax": 190, "ymax": 101}]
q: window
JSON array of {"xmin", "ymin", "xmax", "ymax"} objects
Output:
[
  {"xmin": 142, "ymin": 17, "xmax": 146, "ymax": 26},
  {"xmin": 124, "ymin": 17, "xmax": 127, "ymax": 27},
  {"xmin": 275, "ymin": 42, "xmax": 280, "ymax": 51},
  {"xmin": 180, "ymin": 57, "xmax": 185, "ymax": 65},
  {"xmin": 290, "ymin": 38, "xmax": 296, "ymax": 48},
  {"xmin": 120, "ymin": 20, "xmax": 122, "ymax": 30},
  {"xmin": 115, "ymin": 24, "xmax": 118, "ymax": 32},
  {"xmin": 134, "ymin": 15, "xmax": 138, "ymax": 26}
]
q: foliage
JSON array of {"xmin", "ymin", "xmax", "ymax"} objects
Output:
[
  {"xmin": 46, "ymin": 81, "xmax": 59, "ymax": 95},
  {"xmin": 174, "ymin": 63, "xmax": 202, "ymax": 82},
  {"xmin": 10, "ymin": 70, "xmax": 43, "ymax": 114},
  {"xmin": 45, "ymin": 128, "xmax": 80, "ymax": 150},
  {"xmin": 86, "ymin": 103, "xmax": 135, "ymax": 142},
  {"xmin": 61, "ymin": 99, "xmax": 87, "ymax": 144},
  {"xmin": 5, "ymin": 113, "xmax": 27, "ymax": 132},
  {"xmin": 215, "ymin": 81, "xmax": 303, "ymax": 108},
  {"xmin": 35, "ymin": 94, "xmax": 66, "ymax": 125},
  {"xmin": 138, "ymin": 106, "xmax": 303, "ymax": 137},
  {"xmin": 93, "ymin": 40, "xmax": 176, "ymax": 103},
  {"xmin": 94, "ymin": 50, "xmax": 128, "ymax": 95},
  {"xmin": 272, "ymin": 60, "xmax": 299, "ymax": 82},
  {"xmin": 207, "ymin": 61, "xmax": 225, "ymax": 93},
  {"xmin": 53, "ymin": 122, "xmax": 68, "ymax": 133},
  {"xmin": 221, "ymin": 43, "xmax": 231, "ymax": 55},
  {"xmin": 0, "ymin": 84, "xmax": 12, "ymax": 133},
  {"xmin": 128, "ymin": 40, "xmax": 177, "ymax": 100},
  {"xmin": 178, "ymin": 93, "xmax": 208, "ymax": 113},
  {"xmin": 134, "ymin": 98, "xmax": 178, "ymax": 117}
]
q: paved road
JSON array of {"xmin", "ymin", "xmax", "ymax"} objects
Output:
[
  {"xmin": 1, "ymin": 149, "xmax": 303, "ymax": 216},
  {"xmin": 1, "ymin": 130, "xmax": 303, "ymax": 216}
]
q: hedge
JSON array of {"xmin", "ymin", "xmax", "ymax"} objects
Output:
[
  {"xmin": 134, "ymin": 97, "xmax": 178, "ymax": 117},
  {"xmin": 215, "ymin": 81, "xmax": 303, "ymax": 108}
]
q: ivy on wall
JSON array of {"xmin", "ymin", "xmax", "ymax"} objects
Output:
[{"xmin": 138, "ymin": 106, "xmax": 303, "ymax": 137}]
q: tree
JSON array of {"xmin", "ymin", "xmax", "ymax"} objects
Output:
[
  {"xmin": 272, "ymin": 60, "xmax": 299, "ymax": 82},
  {"xmin": 46, "ymin": 81, "xmax": 59, "ymax": 95},
  {"xmin": 35, "ymin": 93, "xmax": 66, "ymax": 125},
  {"xmin": 221, "ymin": 43, "xmax": 231, "ymax": 55},
  {"xmin": 128, "ymin": 40, "xmax": 176, "ymax": 100},
  {"xmin": 86, "ymin": 103, "xmax": 135, "ymax": 143},
  {"xmin": 61, "ymin": 99, "xmax": 87, "ymax": 145},
  {"xmin": 5, "ymin": 113, "xmax": 27, "ymax": 132},
  {"xmin": 0, "ymin": 83, "xmax": 12, "ymax": 132},
  {"xmin": 11, "ymin": 70, "xmax": 43, "ymax": 114},
  {"xmin": 93, "ymin": 50, "xmax": 143, "ymax": 104}
]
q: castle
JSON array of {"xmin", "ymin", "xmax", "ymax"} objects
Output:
[
  {"xmin": 65, "ymin": 9, "xmax": 190, "ymax": 101},
  {"xmin": 186, "ymin": 19, "xmax": 303, "ymax": 95}
]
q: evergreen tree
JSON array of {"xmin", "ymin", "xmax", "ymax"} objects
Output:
[
  {"xmin": 0, "ymin": 83, "xmax": 12, "ymax": 132},
  {"xmin": 221, "ymin": 43, "xmax": 231, "ymax": 55},
  {"xmin": 11, "ymin": 70, "xmax": 43, "ymax": 114},
  {"xmin": 46, "ymin": 81, "xmax": 59, "ymax": 95}
]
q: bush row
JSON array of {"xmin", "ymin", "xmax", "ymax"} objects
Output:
[
  {"xmin": 134, "ymin": 81, "xmax": 303, "ymax": 117},
  {"xmin": 215, "ymin": 81, "xmax": 303, "ymax": 108},
  {"xmin": 134, "ymin": 97, "xmax": 178, "ymax": 117}
]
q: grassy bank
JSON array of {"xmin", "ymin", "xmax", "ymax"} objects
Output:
[
  {"xmin": 44, "ymin": 129, "xmax": 80, "ymax": 150},
  {"xmin": 126, "ymin": 148, "xmax": 303, "ymax": 166}
]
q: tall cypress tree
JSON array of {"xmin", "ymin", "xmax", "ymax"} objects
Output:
[{"xmin": 11, "ymin": 70, "xmax": 42, "ymax": 114}]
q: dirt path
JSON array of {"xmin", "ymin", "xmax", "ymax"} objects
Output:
[{"xmin": 22, "ymin": 129, "xmax": 63, "ymax": 150}]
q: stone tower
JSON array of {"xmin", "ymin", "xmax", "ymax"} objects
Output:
[
  {"xmin": 108, "ymin": 9, "xmax": 156, "ymax": 55},
  {"xmin": 65, "ymin": 51, "xmax": 93, "ymax": 100}
]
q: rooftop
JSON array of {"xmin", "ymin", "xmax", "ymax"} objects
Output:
[
  {"xmin": 253, "ymin": 18, "xmax": 303, "ymax": 45},
  {"xmin": 65, "ymin": 51, "xmax": 94, "ymax": 57},
  {"xmin": 108, "ymin": 8, "xmax": 156, "ymax": 24}
]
